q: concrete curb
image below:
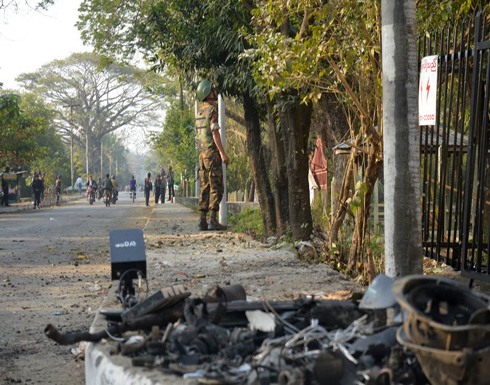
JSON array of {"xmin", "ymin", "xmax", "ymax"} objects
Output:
[
  {"xmin": 0, "ymin": 195, "xmax": 86, "ymax": 214},
  {"xmin": 176, "ymin": 196, "xmax": 259, "ymax": 215}
]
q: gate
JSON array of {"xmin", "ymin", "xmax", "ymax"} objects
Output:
[{"xmin": 420, "ymin": 10, "xmax": 490, "ymax": 282}]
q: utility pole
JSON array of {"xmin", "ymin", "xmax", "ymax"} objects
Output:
[
  {"xmin": 195, "ymin": 99, "xmax": 200, "ymax": 198},
  {"xmin": 100, "ymin": 140, "xmax": 103, "ymax": 179},
  {"xmin": 70, "ymin": 133, "xmax": 74, "ymax": 189},
  {"xmin": 382, "ymin": 0, "xmax": 422, "ymax": 277},
  {"xmin": 86, "ymin": 130, "xmax": 89, "ymax": 176},
  {"xmin": 67, "ymin": 103, "xmax": 80, "ymax": 189},
  {"xmin": 109, "ymin": 150, "xmax": 113, "ymax": 176},
  {"xmin": 218, "ymin": 94, "xmax": 227, "ymax": 226}
]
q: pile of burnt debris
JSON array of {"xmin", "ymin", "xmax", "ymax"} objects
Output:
[{"xmin": 45, "ymin": 275, "xmax": 490, "ymax": 385}]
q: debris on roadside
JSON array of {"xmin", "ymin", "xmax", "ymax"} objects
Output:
[{"xmin": 44, "ymin": 275, "xmax": 490, "ymax": 384}]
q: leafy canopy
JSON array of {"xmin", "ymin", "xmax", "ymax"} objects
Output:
[
  {"xmin": 150, "ymin": 99, "xmax": 198, "ymax": 181},
  {"xmin": 0, "ymin": 93, "xmax": 43, "ymax": 168}
]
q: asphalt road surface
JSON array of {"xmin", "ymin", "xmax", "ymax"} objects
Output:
[{"xmin": 0, "ymin": 192, "xmax": 152, "ymax": 384}]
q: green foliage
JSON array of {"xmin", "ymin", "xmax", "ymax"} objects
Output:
[
  {"xmin": 77, "ymin": 0, "xmax": 153, "ymax": 63},
  {"xmin": 101, "ymin": 133, "xmax": 132, "ymax": 187},
  {"xmin": 20, "ymin": 93, "xmax": 70, "ymax": 186},
  {"xmin": 347, "ymin": 181, "xmax": 368, "ymax": 216},
  {"xmin": 0, "ymin": 93, "xmax": 43, "ymax": 168},
  {"xmin": 143, "ymin": 152, "xmax": 160, "ymax": 176},
  {"xmin": 365, "ymin": 233, "xmax": 385, "ymax": 275},
  {"xmin": 311, "ymin": 191, "xmax": 330, "ymax": 230},
  {"xmin": 245, "ymin": 0, "xmax": 382, "ymax": 124},
  {"xmin": 229, "ymin": 208, "xmax": 264, "ymax": 238},
  {"xmin": 78, "ymin": 0, "xmax": 256, "ymax": 98},
  {"xmin": 150, "ymin": 100, "xmax": 198, "ymax": 181},
  {"xmin": 224, "ymin": 101, "xmax": 252, "ymax": 193},
  {"xmin": 417, "ymin": 0, "xmax": 490, "ymax": 31}
]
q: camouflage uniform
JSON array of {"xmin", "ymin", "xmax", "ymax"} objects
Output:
[{"xmin": 196, "ymin": 100, "xmax": 223, "ymax": 212}]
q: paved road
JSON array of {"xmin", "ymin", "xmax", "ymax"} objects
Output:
[{"xmin": 0, "ymin": 192, "xmax": 153, "ymax": 384}]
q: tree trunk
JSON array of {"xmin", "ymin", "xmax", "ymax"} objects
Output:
[
  {"xmin": 267, "ymin": 100, "xmax": 289, "ymax": 236},
  {"xmin": 86, "ymin": 130, "xmax": 90, "ymax": 175},
  {"xmin": 279, "ymin": 95, "xmax": 313, "ymax": 240},
  {"xmin": 242, "ymin": 93, "xmax": 276, "ymax": 236},
  {"xmin": 382, "ymin": 0, "xmax": 422, "ymax": 277},
  {"xmin": 248, "ymin": 180, "xmax": 255, "ymax": 202},
  {"xmin": 179, "ymin": 81, "xmax": 184, "ymax": 117},
  {"xmin": 327, "ymin": 141, "xmax": 358, "ymax": 250},
  {"xmin": 311, "ymin": 93, "xmax": 351, "ymax": 214},
  {"xmin": 346, "ymin": 147, "xmax": 383, "ymax": 276}
]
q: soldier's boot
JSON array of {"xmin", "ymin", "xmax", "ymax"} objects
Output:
[
  {"xmin": 209, "ymin": 210, "xmax": 227, "ymax": 231},
  {"xmin": 198, "ymin": 211, "xmax": 208, "ymax": 231}
]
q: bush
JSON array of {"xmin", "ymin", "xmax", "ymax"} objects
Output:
[
  {"xmin": 229, "ymin": 208, "xmax": 264, "ymax": 238},
  {"xmin": 311, "ymin": 191, "xmax": 330, "ymax": 231}
]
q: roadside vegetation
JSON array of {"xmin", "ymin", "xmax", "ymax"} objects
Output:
[{"xmin": 229, "ymin": 208, "xmax": 265, "ymax": 239}]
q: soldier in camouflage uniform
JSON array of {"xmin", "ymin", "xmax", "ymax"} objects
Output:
[{"xmin": 195, "ymin": 80, "xmax": 230, "ymax": 231}]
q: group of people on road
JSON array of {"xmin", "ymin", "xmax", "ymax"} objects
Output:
[
  {"xmin": 28, "ymin": 172, "xmax": 121, "ymax": 209},
  {"xmin": 92, "ymin": 174, "xmax": 118, "ymax": 205},
  {"xmin": 142, "ymin": 166, "xmax": 175, "ymax": 206}
]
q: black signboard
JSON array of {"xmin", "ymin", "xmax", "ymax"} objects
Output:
[{"xmin": 109, "ymin": 228, "xmax": 147, "ymax": 280}]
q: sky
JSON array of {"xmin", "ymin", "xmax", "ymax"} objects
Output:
[
  {"xmin": 0, "ymin": 1, "xmax": 161, "ymax": 154},
  {"xmin": 0, "ymin": 0, "xmax": 88, "ymax": 90}
]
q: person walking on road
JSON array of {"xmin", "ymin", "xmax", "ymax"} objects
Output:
[
  {"xmin": 160, "ymin": 170, "xmax": 167, "ymax": 204},
  {"xmin": 167, "ymin": 166, "xmax": 175, "ymax": 203},
  {"xmin": 32, "ymin": 173, "xmax": 43, "ymax": 209},
  {"xmin": 40, "ymin": 172, "xmax": 45, "ymax": 203},
  {"xmin": 129, "ymin": 175, "xmax": 137, "ymax": 200},
  {"xmin": 55, "ymin": 175, "xmax": 62, "ymax": 205},
  {"xmin": 154, "ymin": 174, "xmax": 162, "ymax": 204},
  {"xmin": 110, "ymin": 175, "xmax": 118, "ymax": 203},
  {"xmin": 1, "ymin": 172, "xmax": 9, "ymax": 207},
  {"xmin": 102, "ymin": 174, "xmax": 113, "ymax": 204},
  {"xmin": 97, "ymin": 177, "xmax": 103, "ymax": 200},
  {"xmin": 195, "ymin": 80, "xmax": 230, "ymax": 231},
  {"xmin": 86, "ymin": 175, "xmax": 97, "ymax": 201},
  {"xmin": 144, "ymin": 172, "xmax": 152, "ymax": 206},
  {"xmin": 76, "ymin": 175, "xmax": 83, "ymax": 194}
]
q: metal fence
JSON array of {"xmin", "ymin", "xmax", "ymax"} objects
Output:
[{"xmin": 420, "ymin": 10, "xmax": 490, "ymax": 282}]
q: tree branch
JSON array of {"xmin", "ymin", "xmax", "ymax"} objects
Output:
[
  {"xmin": 326, "ymin": 56, "xmax": 369, "ymax": 120},
  {"xmin": 298, "ymin": 8, "xmax": 310, "ymax": 41}
]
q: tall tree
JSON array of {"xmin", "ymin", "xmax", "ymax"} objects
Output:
[
  {"xmin": 78, "ymin": 0, "xmax": 279, "ymax": 236},
  {"xmin": 248, "ymin": 0, "xmax": 383, "ymax": 264},
  {"xmin": 16, "ymin": 52, "xmax": 166, "ymax": 176},
  {"xmin": 20, "ymin": 92, "xmax": 70, "ymax": 186},
  {"xmin": 0, "ymin": 93, "xmax": 43, "ymax": 168},
  {"xmin": 150, "ymin": 98, "xmax": 198, "ymax": 183}
]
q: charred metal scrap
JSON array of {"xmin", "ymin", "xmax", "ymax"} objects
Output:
[{"xmin": 44, "ymin": 276, "xmax": 490, "ymax": 385}]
